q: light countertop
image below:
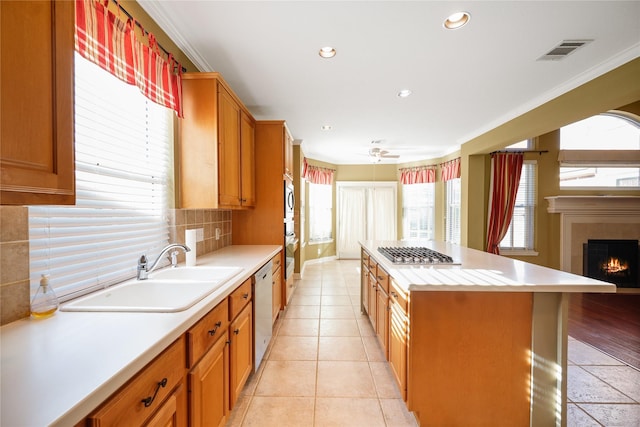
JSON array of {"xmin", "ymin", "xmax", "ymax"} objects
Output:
[
  {"xmin": 360, "ymin": 240, "xmax": 616, "ymax": 293},
  {"xmin": 0, "ymin": 245, "xmax": 280, "ymax": 427}
]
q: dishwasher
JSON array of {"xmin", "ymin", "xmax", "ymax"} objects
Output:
[{"xmin": 253, "ymin": 261, "xmax": 273, "ymax": 371}]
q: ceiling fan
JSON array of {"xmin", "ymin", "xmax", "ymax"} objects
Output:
[{"xmin": 369, "ymin": 147, "xmax": 399, "ymax": 163}]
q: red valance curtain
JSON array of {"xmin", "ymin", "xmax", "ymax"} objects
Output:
[
  {"xmin": 399, "ymin": 166, "xmax": 436, "ymax": 184},
  {"xmin": 75, "ymin": 0, "xmax": 183, "ymax": 117},
  {"xmin": 440, "ymin": 158, "xmax": 461, "ymax": 182},
  {"xmin": 301, "ymin": 158, "xmax": 335, "ymax": 185},
  {"xmin": 486, "ymin": 152, "xmax": 524, "ymax": 255}
]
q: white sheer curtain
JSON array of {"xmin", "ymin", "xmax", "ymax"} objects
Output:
[
  {"xmin": 369, "ymin": 186, "xmax": 396, "ymax": 241},
  {"xmin": 337, "ymin": 182, "xmax": 396, "ymax": 259},
  {"xmin": 337, "ymin": 187, "xmax": 367, "ymax": 258}
]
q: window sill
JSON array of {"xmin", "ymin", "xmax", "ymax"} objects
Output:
[{"xmin": 499, "ymin": 249, "xmax": 539, "ymax": 257}]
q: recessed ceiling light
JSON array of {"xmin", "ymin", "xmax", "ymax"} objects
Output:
[
  {"xmin": 319, "ymin": 47, "xmax": 336, "ymax": 58},
  {"xmin": 321, "ymin": 125, "xmax": 333, "ymax": 131},
  {"xmin": 397, "ymin": 89, "xmax": 412, "ymax": 98},
  {"xmin": 443, "ymin": 11, "xmax": 471, "ymax": 30}
]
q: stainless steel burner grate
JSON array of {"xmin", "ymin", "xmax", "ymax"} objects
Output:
[{"xmin": 377, "ymin": 247, "xmax": 456, "ymax": 265}]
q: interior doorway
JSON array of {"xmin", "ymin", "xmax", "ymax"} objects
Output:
[{"xmin": 336, "ymin": 181, "xmax": 397, "ymax": 259}]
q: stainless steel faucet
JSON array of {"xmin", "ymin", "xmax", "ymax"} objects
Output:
[{"xmin": 137, "ymin": 243, "xmax": 191, "ymax": 280}]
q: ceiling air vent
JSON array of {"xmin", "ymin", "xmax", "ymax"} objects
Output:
[{"xmin": 538, "ymin": 39, "xmax": 593, "ymax": 61}]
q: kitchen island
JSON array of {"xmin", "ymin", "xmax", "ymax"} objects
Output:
[{"xmin": 360, "ymin": 240, "xmax": 615, "ymax": 427}]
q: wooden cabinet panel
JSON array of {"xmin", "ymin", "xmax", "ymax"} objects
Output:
[
  {"xmin": 375, "ymin": 267, "xmax": 389, "ymax": 293},
  {"xmin": 361, "ymin": 259, "xmax": 369, "ymax": 314},
  {"xmin": 1, "ymin": 0, "xmax": 75, "ymax": 205},
  {"xmin": 188, "ymin": 334, "xmax": 229, "ymax": 427},
  {"xmin": 389, "ymin": 302, "xmax": 407, "ymax": 401},
  {"xmin": 389, "ymin": 279, "xmax": 407, "ymax": 314},
  {"xmin": 272, "ymin": 264, "xmax": 282, "ymax": 323},
  {"xmin": 368, "ymin": 272, "xmax": 377, "ymax": 330},
  {"xmin": 187, "ymin": 301, "xmax": 229, "ymax": 368},
  {"xmin": 228, "ymin": 278, "xmax": 252, "ymax": 321},
  {"xmin": 239, "ymin": 111, "xmax": 256, "ymax": 207},
  {"xmin": 376, "ymin": 286, "xmax": 389, "ymax": 358},
  {"xmin": 408, "ymin": 292, "xmax": 533, "ymax": 425},
  {"xmin": 144, "ymin": 382, "xmax": 187, "ymax": 427},
  {"xmin": 87, "ymin": 336, "xmax": 186, "ymax": 427},
  {"xmin": 283, "ymin": 127, "xmax": 294, "ymax": 179},
  {"xmin": 179, "ymin": 73, "xmax": 254, "ymax": 209},
  {"xmin": 217, "ymin": 86, "xmax": 241, "ymax": 207},
  {"xmin": 229, "ymin": 302, "xmax": 253, "ymax": 408}
]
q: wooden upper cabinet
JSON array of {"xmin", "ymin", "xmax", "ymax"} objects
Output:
[
  {"xmin": 240, "ymin": 112, "xmax": 256, "ymax": 207},
  {"xmin": 217, "ymin": 86, "xmax": 242, "ymax": 207},
  {"xmin": 179, "ymin": 73, "xmax": 255, "ymax": 209},
  {"xmin": 284, "ymin": 127, "xmax": 294, "ymax": 179},
  {"xmin": 0, "ymin": 0, "xmax": 75, "ymax": 205}
]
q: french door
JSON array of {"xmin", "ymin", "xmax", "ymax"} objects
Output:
[{"xmin": 336, "ymin": 182, "xmax": 397, "ymax": 259}]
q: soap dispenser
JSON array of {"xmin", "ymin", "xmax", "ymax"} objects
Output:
[{"xmin": 30, "ymin": 274, "xmax": 59, "ymax": 318}]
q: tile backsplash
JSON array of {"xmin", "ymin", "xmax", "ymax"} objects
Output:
[{"xmin": 0, "ymin": 207, "xmax": 232, "ymax": 326}]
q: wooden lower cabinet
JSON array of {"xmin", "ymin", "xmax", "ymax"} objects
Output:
[
  {"xmin": 388, "ymin": 302, "xmax": 407, "ymax": 401},
  {"xmin": 188, "ymin": 333, "xmax": 229, "ymax": 427},
  {"xmin": 229, "ymin": 302, "xmax": 253, "ymax": 408}
]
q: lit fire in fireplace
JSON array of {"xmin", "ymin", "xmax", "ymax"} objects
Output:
[{"xmin": 601, "ymin": 257, "xmax": 628, "ymax": 274}]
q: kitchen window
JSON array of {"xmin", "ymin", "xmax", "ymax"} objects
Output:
[
  {"xmin": 402, "ymin": 183, "xmax": 435, "ymax": 240},
  {"xmin": 28, "ymin": 54, "xmax": 173, "ymax": 301},
  {"xmin": 308, "ymin": 183, "xmax": 333, "ymax": 243},
  {"xmin": 445, "ymin": 178, "xmax": 461, "ymax": 245},
  {"xmin": 499, "ymin": 161, "xmax": 537, "ymax": 253}
]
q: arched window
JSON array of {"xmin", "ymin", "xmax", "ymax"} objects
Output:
[{"xmin": 559, "ymin": 112, "xmax": 640, "ymax": 188}]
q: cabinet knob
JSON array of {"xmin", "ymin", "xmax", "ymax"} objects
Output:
[
  {"xmin": 391, "ymin": 292, "xmax": 398, "ymax": 299},
  {"xmin": 242, "ymin": 293, "xmax": 249, "ymax": 299},
  {"xmin": 208, "ymin": 321, "xmax": 222, "ymax": 336},
  {"xmin": 234, "ymin": 328, "xmax": 240, "ymax": 335},
  {"xmin": 141, "ymin": 378, "xmax": 167, "ymax": 408}
]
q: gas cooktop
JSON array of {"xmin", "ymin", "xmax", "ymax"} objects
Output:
[{"xmin": 377, "ymin": 246, "xmax": 458, "ymax": 265}]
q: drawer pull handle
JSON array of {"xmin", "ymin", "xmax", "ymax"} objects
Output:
[
  {"xmin": 391, "ymin": 292, "xmax": 398, "ymax": 299},
  {"xmin": 242, "ymin": 293, "xmax": 249, "ymax": 299},
  {"xmin": 234, "ymin": 328, "xmax": 240, "ymax": 335},
  {"xmin": 141, "ymin": 377, "xmax": 167, "ymax": 408},
  {"xmin": 208, "ymin": 321, "xmax": 222, "ymax": 336}
]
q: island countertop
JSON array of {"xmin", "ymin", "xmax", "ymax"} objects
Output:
[{"xmin": 360, "ymin": 240, "xmax": 616, "ymax": 293}]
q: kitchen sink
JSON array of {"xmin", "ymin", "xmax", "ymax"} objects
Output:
[{"xmin": 61, "ymin": 266, "xmax": 243, "ymax": 313}]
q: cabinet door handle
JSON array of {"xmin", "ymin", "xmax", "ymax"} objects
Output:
[
  {"xmin": 141, "ymin": 377, "xmax": 167, "ymax": 408},
  {"xmin": 234, "ymin": 328, "xmax": 240, "ymax": 335},
  {"xmin": 391, "ymin": 292, "xmax": 398, "ymax": 299},
  {"xmin": 208, "ymin": 321, "xmax": 222, "ymax": 336},
  {"xmin": 242, "ymin": 293, "xmax": 249, "ymax": 299}
]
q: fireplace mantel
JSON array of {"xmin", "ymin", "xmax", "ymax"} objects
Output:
[
  {"xmin": 546, "ymin": 196, "xmax": 640, "ymax": 214},
  {"xmin": 545, "ymin": 196, "xmax": 640, "ymax": 274}
]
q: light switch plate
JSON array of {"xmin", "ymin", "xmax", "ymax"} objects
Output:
[{"xmin": 196, "ymin": 228, "xmax": 204, "ymax": 242}]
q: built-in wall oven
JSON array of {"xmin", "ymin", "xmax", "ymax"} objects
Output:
[{"xmin": 284, "ymin": 179, "xmax": 296, "ymax": 279}]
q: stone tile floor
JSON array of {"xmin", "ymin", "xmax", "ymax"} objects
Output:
[{"xmin": 226, "ymin": 260, "xmax": 640, "ymax": 426}]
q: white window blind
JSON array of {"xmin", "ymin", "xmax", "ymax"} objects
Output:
[
  {"xmin": 402, "ymin": 183, "xmax": 435, "ymax": 240},
  {"xmin": 29, "ymin": 54, "xmax": 173, "ymax": 301},
  {"xmin": 308, "ymin": 183, "xmax": 333, "ymax": 242},
  {"xmin": 500, "ymin": 162, "xmax": 537, "ymax": 251},
  {"xmin": 445, "ymin": 178, "xmax": 461, "ymax": 245}
]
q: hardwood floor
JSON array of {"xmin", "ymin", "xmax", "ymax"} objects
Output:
[{"xmin": 568, "ymin": 292, "xmax": 640, "ymax": 369}]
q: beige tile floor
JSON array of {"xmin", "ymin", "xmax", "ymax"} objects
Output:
[{"xmin": 226, "ymin": 259, "xmax": 640, "ymax": 426}]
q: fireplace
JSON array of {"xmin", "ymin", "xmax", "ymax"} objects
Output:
[{"xmin": 583, "ymin": 239, "xmax": 639, "ymax": 288}]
